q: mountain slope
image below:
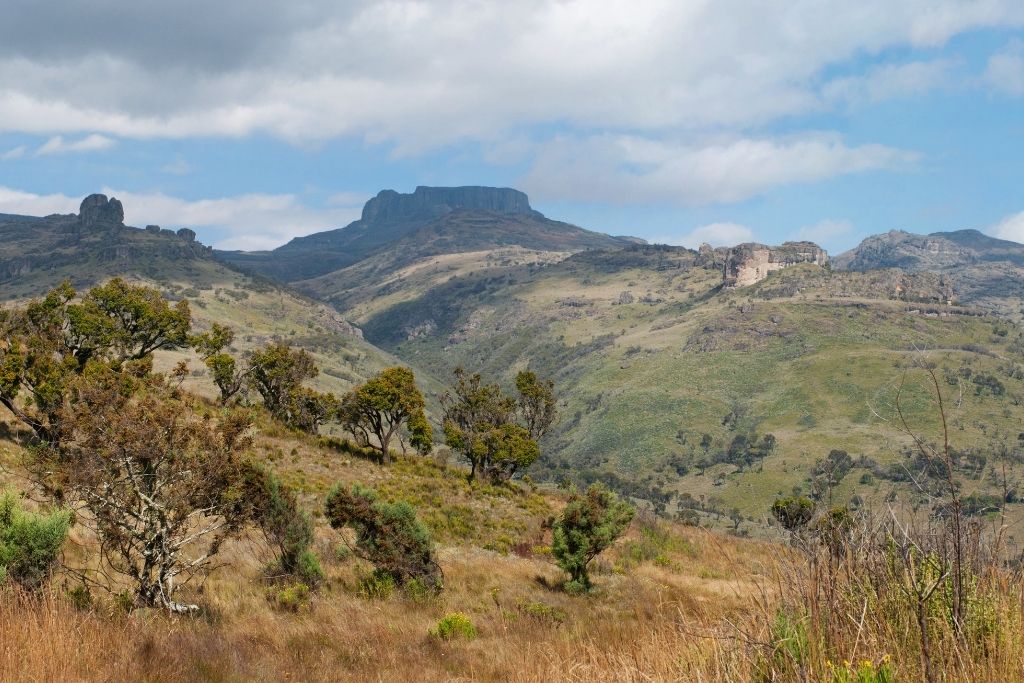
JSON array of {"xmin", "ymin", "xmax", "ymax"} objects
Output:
[
  {"xmin": 325, "ymin": 241, "xmax": 1024, "ymax": 522},
  {"xmin": 0, "ymin": 195, "xmax": 435, "ymax": 400},
  {"xmin": 834, "ymin": 229, "xmax": 1024, "ymax": 320},
  {"xmin": 217, "ymin": 186, "xmax": 633, "ymax": 282}
]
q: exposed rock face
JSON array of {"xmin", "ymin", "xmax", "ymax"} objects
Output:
[
  {"xmin": 834, "ymin": 229, "xmax": 1024, "ymax": 271},
  {"xmin": 723, "ymin": 241, "xmax": 828, "ymax": 287},
  {"xmin": 77, "ymin": 194, "xmax": 125, "ymax": 232},
  {"xmin": 361, "ymin": 186, "xmax": 537, "ymax": 223},
  {"xmin": 176, "ymin": 228, "xmax": 197, "ymax": 242}
]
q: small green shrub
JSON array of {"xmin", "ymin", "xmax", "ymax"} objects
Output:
[
  {"xmin": 432, "ymin": 612, "xmax": 477, "ymax": 640},
  {"xmin": 552, "ymin": 483, "xmax": 635, "ymax": 591},
  {"xmin": 271, "ymin": 582, "xmax": 311, "ymax": 612},
  {"xmin": 358, "ymin": 569, "xmax": 396, "ymax": 600},
  {"xmin": 0, "ymin": 490, "xmax": 72, "ymax": 590}
]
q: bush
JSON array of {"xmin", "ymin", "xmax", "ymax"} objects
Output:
[
  {"xmin": 552, "ymin": 483, "xmax": 635, "ymax": 591},
  {"xmin": 270, "ymin": 582, "xmax": 311, "ymax": 612},
  {"xmin": 326, "ymin": 484, "xmax": 442, "ymax": 592},
  {"xmin": 771, "ymin": 496, "xmax": 814, "ymax": 532},
  {"xmin": 432, "ymin": 612, "xmax": 477, "ymax": 640},
  {"xmin": 0, "ymin": 491, "xmax": 72, "ymax": 590},
  {"xmin": 357, "ymin": 569, "xmax": 396, "ymax": 599}
]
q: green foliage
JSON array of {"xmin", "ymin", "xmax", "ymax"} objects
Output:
[
  {"xmin": 0, "ymin": 278, "xmax": 191, "ymax": 444},
  {"xmin": 325, "ymin": 484, "xmax": 442, "ymax": 591},
  {"xmin": 0, "ymin": 490, "xmax": 71, "ymax": 590},
  {"xmin": 772, "ymin": 496, "xmax": 815, "ymax": 532},
  {"xmin": 552, "ymin": 483, "xmax": 635, "ymax": 591},
  {"xmin": 243, "ymin": 464, "xmax": 320, "ymax": 584},
  {"xmin": 827, "ymin": 657, "xmax": 895, "ymax": 683},
  {"xmin": 270, "ymin": 582, "xmax": 311, "ymax": 612},
  {"xmin": 431, "ymin": 612, "xmax": 477, "ymax": 640},
  {"xmin": 191, "ymin": 323, "xmax": 247, "ymax": 404},
  {"xmin": 357, "ymin": 568, "xmax": 396, "ymax": 599},
  {"xmin": 440, "ymin": 368, "xmax": 555, "ymax": 482},
  {"xmin": 248, "ymin": 342, "xmax": 336, "ymax": 433},
  {"xmin": 756, "ymin": 610, "xmax": 809, "ymax": 680},
  {"xmin": 339, "ymin": 366, "xmax": 432, "ymax": 462}
]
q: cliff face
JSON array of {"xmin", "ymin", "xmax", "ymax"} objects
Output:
[
  {"xmin": 723, "ymin": 241, "xmax": 829, "ymax": 287},
  {"xmin": 361, "ymin": 186, "xmax": 537, "ymax": 223},
  {"xmin": 220, "ymin": 185, "xmax": 631, "ymax": 282},
  {"xmin": 835, "ymin": 229, "xmax": 1024, "ymax": 271},
  {"xmin": 0, "ymin": 194, "xmax": 212, "ymax": 284}
]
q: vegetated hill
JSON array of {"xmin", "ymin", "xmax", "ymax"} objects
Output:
[
  {"xmin": 0, "ymin": 396, "xmax": 785, "ymax": 682},
  {"xmin": 0, "ymin": 194, "xmax": 433, "ymax": 399},
  {"xmin": 217, "ymin": 186, "xmax": 634, "ymax": 282},
  {"xmin": 328, "ymin": 241, "xmax": 1024, "ymax": 526},
  {"xmin": 834, "ymin": 229, "xmax": 1024, "ymax": 320}
]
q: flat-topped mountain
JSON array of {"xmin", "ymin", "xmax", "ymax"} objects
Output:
[{"xmin": 217, "ymin": 186, "xmax": 634, "ymax": 282}]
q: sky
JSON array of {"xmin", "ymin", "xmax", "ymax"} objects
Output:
[{"xmin": 0, "ymin": 1, "xmax": 1023, "ymax": 254}]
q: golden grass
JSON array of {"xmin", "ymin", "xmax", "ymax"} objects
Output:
[{"xmin": 0, "ymin": 522, "xmax": 776, "ymax": 683}]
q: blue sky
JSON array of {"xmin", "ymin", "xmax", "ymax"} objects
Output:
[{"xmin": 1, "ymin": 1, "xmax": 1023, "ymax": 254}]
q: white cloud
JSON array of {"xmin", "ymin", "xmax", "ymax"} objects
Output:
[
  {"xmin": 989, "ymin": 210, "xmax": 1024, "ymax": 242},
  {"xmin": 823, "ymin": 59, "xmax": 956, "ymax": 106},
  {"xmin": 36, "ymin": 133, "xmax": 115, "ymax": 155},
  {"xmin": 0, "ymin": 185, "xmax": 361, "ymax": 250},
  {"xmin": 666, "ymin": 222, "xmax": 755, "ymax": 249},
  {"xmin": 0, "ymin": 1, "xmax": 1020, "ymax": 147},
  {"xmin": 0, "ymin": 187, "xmax": 80, "ymax": 216},
  {"xmin": 984, "ymin": 39, "xmax": 1024, "ymax": 95},
  {"xmin": 1, "ymin": 145, "xmax": 25, "ymax": 160},
  {"xmin": 521, "ymin": 133, "xmax": 915, "ymax": 205}
]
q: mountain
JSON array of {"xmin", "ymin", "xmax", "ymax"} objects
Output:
[
  {"xmin": 216, "ymin": 186, "xmax": 634, "ymax": 282},
  {"xmin": 308, "ymin": 235, "xmax": 1024, "ymax": 518},
  {"xmin": 834, "ymin": 229, "xmax": 1024, "ymax": 319},
  {"xmin": 0, "ymin": 194, "xmax": 435, "ymax": 400}
]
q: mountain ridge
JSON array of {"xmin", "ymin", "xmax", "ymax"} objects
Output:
[{"xmin": 216, "ymin": 185, "xmax": 636, "ymax": 282}]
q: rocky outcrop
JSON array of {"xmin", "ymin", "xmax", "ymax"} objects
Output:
[
  {"xmin": 834, "ymin": 229, "xmax": 1024, "ymax": 271},
  {"xmin": 724, "ymin": 241, "xmax": 828, "ymax": 287},
  {"xmin": 176, "ymin": 228, "xmax": 197, "ymax": 242},
  {"xmin": 361, "ymin": 186, "xmax": 538, "ymax": 223},
  {"xmin": 76, "ymin": 194, "xmax": 125, "ymax": 233}
]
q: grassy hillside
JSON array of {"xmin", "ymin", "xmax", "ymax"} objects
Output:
[
  {"xmin": 319, "ymin": 245, "xmax": 1024, "ymax": 529},
  {"xmin": 0, "ymin": 212, "xmax": 437, "ymax": 401}
]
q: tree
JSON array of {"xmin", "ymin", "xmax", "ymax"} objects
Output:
[
  {"xmin": 325, "ymin": 484, "xmax": 441, "ymax": 591},
  {"xmin": 339, "ymin": 367, "xmax": 432, "ymax": 463},
  {"xmin": 440, "ymin": 368, "xmax": 555, "ymax": 482},
  {"xmin": 191, "ymin": 323, "xmax": 249, "ymax": 404},
  {"xmin": 515, "ymin": 371, "xmax": 557, "ymax": 440},
  {"xmin": 247, "ymin": 342, "xmax": 336, "ymax": 433},
  {"xmin": 771, "ymin": 496, "xmax": 814, "ymax": 533},
  {"xmin": 0, "ymin": 490, "xmax": 72, "ymax": 590},
  {"xmin": 0, "ymin": 279, "xmax": 190, "ymax": 445},
  {"xmin": 551, "ymin": 483, "xmax": 635, "ymax": 592},
  {"xmin": 33, "ymin": 369, "xmax": 256, "ymax": 612}
]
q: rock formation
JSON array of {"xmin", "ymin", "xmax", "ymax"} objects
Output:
[
  {"xmin": 77, "ymin": 194, "xmax": 125, "ymax": 232},
  {"xmin": 360, "ymin": 186, "xmax": 538, "ymax": 223},
  {"xmin": 723, "ymin": 241, "xmax": 829, "ymax": 287}
]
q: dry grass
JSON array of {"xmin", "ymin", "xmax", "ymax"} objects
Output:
[{"xmin": 0, "ymin": 521, "xmax": 776, "ymax": 683}]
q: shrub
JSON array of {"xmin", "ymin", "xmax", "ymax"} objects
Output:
[
  {"xmin": 325, "ymin": 484, "xmax": 442, "ymax": 592},
  {"xmin": 357, "ymin": 569, "xmax": 396, "ymax": 599},
  {"xmin": 270, "ymin": 582, "xmax": 311, "ymax": 612},
  {"xmin": 244, "ymin": 465, "xmax": 320, "ymax": 584},
  {"xmin": 0, "ymin": 491, "xmax": 72, "ymax": 590},
  {"xmin": 552, "ymin": 483, "xmax": 635, "ymax": 591},
  {"xmin": 771, "ymin": 496, "xmax": 814, "ymax": 532},
  {"xmin": 432, "ymin": 612, "xmax": 477, "ymax": 640}
]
